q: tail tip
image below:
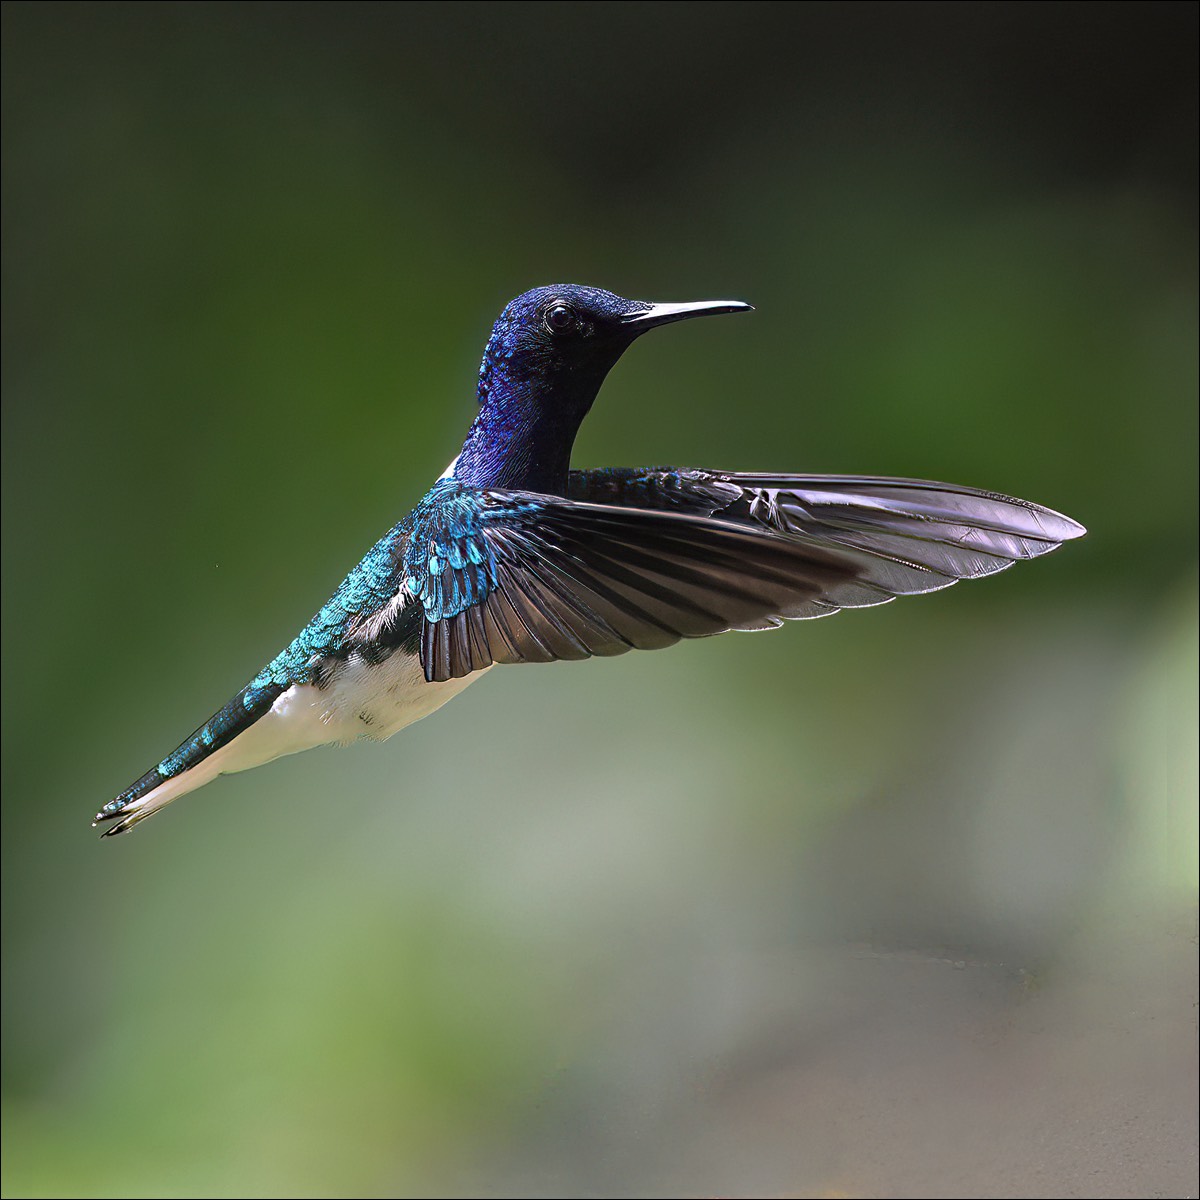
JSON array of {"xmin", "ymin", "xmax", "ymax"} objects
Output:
[
  {"xmin": 94, "ymin": 811, "xmax": 136, "ymax": 837},
  {"xmin": 93, "ymin": 801, "xmax": 135, "ymax": 837}
]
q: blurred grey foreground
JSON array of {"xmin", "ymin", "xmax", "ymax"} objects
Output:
[{"xmin": 5, "ymin": 583, "xmax": 1194, "ymax": 1197}]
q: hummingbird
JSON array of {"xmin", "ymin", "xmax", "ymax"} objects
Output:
[{"xmin": 94, "ymin": 285, "xmax": 1085, "ymax": 835}]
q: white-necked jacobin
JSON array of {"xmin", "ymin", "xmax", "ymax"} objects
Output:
[{"xmin": 94, "ymin": 285, "xmax": 1086, "ymax": 835}]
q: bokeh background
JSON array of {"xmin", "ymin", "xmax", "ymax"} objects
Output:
[{"xmin": 3, "ymin": 4, "xmax": 1196, "ymax": 1197}]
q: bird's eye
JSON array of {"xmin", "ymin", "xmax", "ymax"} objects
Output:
[{"xmin": 544, "ymin": 302, "xmax": 578, "ymax": 335}]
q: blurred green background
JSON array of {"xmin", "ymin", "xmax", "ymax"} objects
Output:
[{"xmin": 3, "ymin": 4, "xmax": 1196, "ymax": 1197}]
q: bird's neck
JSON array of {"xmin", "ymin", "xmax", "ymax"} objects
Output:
[{"xmin": 452, "ymin": 360, "xmax": 606, "ymax": 494}]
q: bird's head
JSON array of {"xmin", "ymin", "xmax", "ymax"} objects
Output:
[{"xmin": 455, "ymin": 284, "xmax": 751, "ymax": 492}]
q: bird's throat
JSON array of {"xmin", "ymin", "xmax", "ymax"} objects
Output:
[{"xmin": 452, "ymin": 367, "xmax": 605, "ymax": 494}]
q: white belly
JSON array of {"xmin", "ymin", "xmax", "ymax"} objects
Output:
[
  {"xmin": 243, "ymin": 650, "xmax": 484, "ymax": 765},
  {"xmin": 104, "ymin": 649, "xmax": 484, "ymax": 831}
]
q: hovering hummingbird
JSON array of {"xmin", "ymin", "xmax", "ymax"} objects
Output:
[{"xmin": 94, "ymin": 285, "xmax": 1085, "ymax": 835}]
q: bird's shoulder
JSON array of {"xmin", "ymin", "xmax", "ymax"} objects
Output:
[{"xmin": 400, "ymin": 478, "xmax": 546, "ymax": 623}]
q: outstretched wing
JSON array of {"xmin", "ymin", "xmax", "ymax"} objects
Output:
[
  {"xmin": 568, "ymin": 466, "xmax": 1085, "ymax": 595},
  {"xmin": 407, "ymin": 474, "xmax": 1083, "ymax": 684},
  {"xmin": 406, "ymin": 486, "xmax": 861, "ymax": 682}
]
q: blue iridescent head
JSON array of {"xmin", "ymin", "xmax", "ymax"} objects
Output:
[{"xmin": 452, "ymin": 284, "xmax": 751, "ymax": 493}]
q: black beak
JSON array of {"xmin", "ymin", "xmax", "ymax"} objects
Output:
[{"xmin": 620, "ymin": 299, "xmax": 754, "ymax": 333}]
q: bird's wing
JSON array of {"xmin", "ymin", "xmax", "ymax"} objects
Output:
[
  {"xmin": 409, "ymin": 472, "xmax": 1082, "ymax": 684},
  {"xmin": 407, "ymin": 487, "xmax": 868, "ymax": 682},
  {"xmin": 567, "ymin": 466, "xmax": 1086, "ymax": 586}
]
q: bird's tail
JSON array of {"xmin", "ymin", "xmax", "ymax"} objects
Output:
[
  {"xmin": 93, "ymin": 754, "xmax": 234, "ymax": 835},
  {"xmin": 93, "ymin": 681, "xmax": 284, "ymax": 836}
]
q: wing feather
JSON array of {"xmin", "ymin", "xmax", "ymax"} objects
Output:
[
  {"xmin": 413, "ymin": 490, "xmax": 857, "ymax": 681},
  {"xmin": 410, "ymin": 473, "xmax": 1085, "ymax": 683}
]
